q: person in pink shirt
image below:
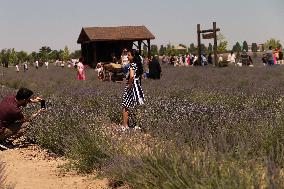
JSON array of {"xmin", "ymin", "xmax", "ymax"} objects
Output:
[{"xmin": 77, "ymin": 58, "xmax": 86, "ymax": 80}]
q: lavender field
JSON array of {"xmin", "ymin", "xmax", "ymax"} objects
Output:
[{"xmin": 1, "ymin": 64, "xmax": 284, "ymax": 188}]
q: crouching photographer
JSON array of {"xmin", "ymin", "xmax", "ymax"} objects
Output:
[{"xmin": 0, "ymin": 88, "xmax": 45, "ymax": 143}]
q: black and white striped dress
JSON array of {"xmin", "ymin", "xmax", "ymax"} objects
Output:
[{"xmin": 122, "ymin": 63, "xmax": 145, "ymax": 109}]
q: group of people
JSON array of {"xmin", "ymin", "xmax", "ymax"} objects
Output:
[
  {"xmin": 95, "ymin": 49, "xmax": 162, "ymax": 81},
  {"xmin": 262, "ymin": 46, "xmax": 283, "ymax": 66},
  {"xmin": 0, "ymin": 49, "xmax": 146, "ymax": 146},
  {"xmin": 12, "ymin": 58, "xmax": 87, "ymax": 81}
]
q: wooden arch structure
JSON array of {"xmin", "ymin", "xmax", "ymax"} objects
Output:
[{"xmin": 197, "ymin": 22, "xmax": 220, "ymax": 66}]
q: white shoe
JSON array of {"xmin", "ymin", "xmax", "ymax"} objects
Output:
[
  {"xmin": 133, "ymin": 126, "xmax": 142, "ymax": 131},
  {"xmin": 117, "ymin": 125, "xmax": 129, "ymax": 132}
]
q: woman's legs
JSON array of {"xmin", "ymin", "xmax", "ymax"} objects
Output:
[{"xmin": 122, "ymin": 107, "xmax": 129, "ymax": 127}]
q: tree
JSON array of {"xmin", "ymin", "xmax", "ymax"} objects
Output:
[
  {"xmin": 208, "ymin": 43, "xmax": 213, "ymax": 53},
  {"xmin": 165, "ymin": 43, "xmax": 173, "ymax": 55},
  {"xmin": 189, "ymin": 43, "xmax": 196, "ymax": 54},
  {"xmin": 17, "ymin": 51, "xmax": 28, "ymax": 63},
  {"xmin": 58, "ymin": 50, "xmax": 64, "ymax": 61},
  {"xmin": 49, "ymin": 50, "xmax": 60, "ymax": 61},
  {"xmin": 150, "ymin": 45, "xmax": 158, "ymax": 56},
  {"xmin": 242, "ymin": 41, "xmax": 248, "ymax": 52},
  {"xmin": 217, "ymin": 33, "xmax": 228, "ymax": 52},
  {"xmin": 39, "ymin": 46, "xmax": 52, "ymax": 61},
  {"xmin": 70, "ymin": 50, "xmax": 81, "ymax": 59},
  {"xmin": 142, "ymin": 45, "xmax": 148, "ymax": 57},
  {"xmin": 264, "ymin": 38, "xmax": 282, "ymax": 50},
  {"xmin": 0, "ymin": 49, "xmax": 8, "ymax": 65},
  {"xmin": 29, "ymin": 51, "xmax": 38, "ymax": 63},
  {"xmin": 200, "ymin": 44, "xmax": 207, "ymax": 54},
  {"xmin": 7, "ymin": 49, "xmax": 18, "ymax": 65},
  {"xmin": 251, "ymin": 43, "xmax": 258, "ymax": 52},
  {"xmin": 232, "ymin": 42, "xmax": 242, "ymax": 53},
  {"xmin": 63, "ymin": 46, "xmax": 70, "ymax": 61},
  {"xmin": 159, "ymin": 45, "xmax": 166, "ymax": 55}
]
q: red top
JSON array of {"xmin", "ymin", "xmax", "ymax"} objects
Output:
[{"xmin": 0, "ymin": 95, "xmax": 24, "ymax": 134}]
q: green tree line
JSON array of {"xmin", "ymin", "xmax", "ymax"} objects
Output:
[
  {"xmin": 147, "ymin": 37, "xmax": 282, "ymax": 56},
  {"xmin": 0, "ymin": 46, "xmax": 81, "ymax": 66}
]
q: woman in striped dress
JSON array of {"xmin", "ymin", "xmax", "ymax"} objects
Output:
[{"xmin": 121, "ymin": 50, "xmax": 144, "ymax": 130}]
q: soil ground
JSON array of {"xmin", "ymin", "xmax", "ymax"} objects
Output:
[{"xmin": 0, "ymin": 145, "xmax": 110, "ymax": 189}]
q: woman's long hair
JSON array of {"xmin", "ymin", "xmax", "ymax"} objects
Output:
[{"xmin": 129, "ymin": 49, "xmax": 143, "ymax": 78}]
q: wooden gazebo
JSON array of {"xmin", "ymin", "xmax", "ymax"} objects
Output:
[{"xmin": 77, "ymin": 25, "xmax": 155, "ymax": 67}]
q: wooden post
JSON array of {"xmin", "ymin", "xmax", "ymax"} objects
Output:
[
  {"xmin": 197, "ymin": 24, "xmax": 201, "ymax": 65},
  {"xmin": 138, "ymin": 40, "xmax": 142, "ymax": 55},
  {"xmin": 93, "ymin": 43, "xmax": 97, "ymax": 67},
  {"xmin": 213, "ymin": 22, "xmax": 218, "ymax": 66},
  {"xmin": 147, "ymin": 39, "xmax": 151, "ymax": 59}
]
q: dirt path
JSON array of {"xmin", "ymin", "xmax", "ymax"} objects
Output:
[{"xmin": 0, "ymin": 145, "xmax": 109, "ymax": 189}]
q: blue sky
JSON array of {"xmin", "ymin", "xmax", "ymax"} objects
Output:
[{"xmin": 0, "ymin": 0, "xmax": 283, "ymax": 52}]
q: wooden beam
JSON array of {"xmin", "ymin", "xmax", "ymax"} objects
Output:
[
  {"xmin": 138, "ymin": 41, "xmax": 142, "ymax": 54},
  {"xmin": 197, "ymin": 24, "xmax": 201, "ymax": 65},
  {"xmin": 200, "ymin": 28, "xmax": 220, "ymax": 33},
  {"xmin": 213, "ymin": 22, "xmax": 218, "ymax": 66},
  {"xmin": 132, "ymin": 42, "xmax": 138, "ymax": 48},
  {"xmin": 142, "ymin": 41, "xmax": 148, "ymax": 47},
  {"xmin": 202, "ymin": 33, "xmax": 214, "ymax": 39},
  {"xmin": 147, "ymin": 39, "xmax": 151, "ymax": 58}
]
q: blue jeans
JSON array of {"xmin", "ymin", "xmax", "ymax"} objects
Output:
[{"xmin": 268, "ymin": 60, "xmax": 274, "ymax": 65}]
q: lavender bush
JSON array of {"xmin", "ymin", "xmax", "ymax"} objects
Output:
[{"xmin": 1, "ymin": 64, "xmax": 284, "ymax": 187}]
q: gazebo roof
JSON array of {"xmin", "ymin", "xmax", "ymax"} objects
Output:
[
  {"xmin": 174, "ymin": 45, "xmax": 187, "ymax": 50},
  {"xmin": 77, "ymin": 25, "xmax": 155, "ymax": 43}
]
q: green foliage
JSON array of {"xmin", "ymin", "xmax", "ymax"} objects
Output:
[
  {"xmin": 39, "ymin": 46, "xmax": 52, "ymax": 62},
  {"xmin": 217, "ymin": 33, "xmax": 228, "ymax": 52},
  {"xmin": 242, "ymin": 41, "xmax": 248, "ymax": 52},
  {"xmin": 208, "ymin": 43, "xmax": 213, "ymax": 53},
  {"xmin": 65, "ymin": 125, "xmax": 112, "ymax": 173},
  {"xmin": 17, "ymin": 51, "xmax": 28, "ymax": 63},
  {"xmin": 108, "ymin": 147, "xmax": 270, "ymax": 189},
  {"xmin": 252, "ymin": 43, "xmax": 258, "ymax": 52},
  {"xmin": 159, "ymin": 45, "xmax": 166, "ymax": 55},
  {"xmin": 0, "ymin": 47, "xmax": 80, "ymax": 65},
  {"xmin": 150, "ymin": 45, "xmax": 158, "ymax": 56},
  {"xmin": 63, "ymin": 46, "xmax": 70, "ymax": 61},
  {"xmin": 189, "ymin": 43, "xmax": 196, "ymax": 54},
  {"xmin": 264, "ymin": 38, "xmax": 282, "ymax": 50},
  {"xmin": 233, "ymin": 42, "xmax": 242, "ymax": 53},
  {"xmin": 200, "ymin": 43, "xmax": 207, "ymax": 54},
  {"xmin": 4, "ymin": 65, "xmax": 284, "ymax": 187},
  {"xmin": 28, "ymin": 51, "xmax": 38, "ymax": 63},
  {"xmin": 70, "ymin": 50, "xmax": 81, "ymax": 59},
  {"xmin": 165, "ymin": 43, "xmax": 174, "ymax": 56},
  {"xmin": 142, "ymin": 45, "xmax": 148, "ymax": 57}
]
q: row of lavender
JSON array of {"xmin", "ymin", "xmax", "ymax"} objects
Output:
[{"xmin": 1, "ymin": 65, "xmax": 284, "ymax": 188}]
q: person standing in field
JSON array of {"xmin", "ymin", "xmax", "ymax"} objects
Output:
[
  {"xmin": 266, "ymin": 46, "xmax": 274, "ymax": 66},
  {"xmin": 15, "ymin": 64, "xmax": 20, "ymax": 73},
  {"xmin": 23, "ymin": 63, "xmax": 28, "ymax": 72},
  {"xmin": 77, "ymin": 58, "xmax": 86, "ymax": 80},
  {"xmin": 278, "ymin": 50, "xmax": 283, "ymax": 64},
  {"xmin": 227, "ymin": 51, "xmax": 236, "ymax": 65},
  {"xmin": 44, "ymin": 61, "xmax": 49, "ymax": 69},
  {"xmin": 35, "ymin": 60, "xmax": 39, "ymax": 69},
  {"xmin": 121, "ymin": 50, "xmax": 144, "ymax": 131}
]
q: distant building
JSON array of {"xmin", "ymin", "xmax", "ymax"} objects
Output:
[
  {"xmin": 248, "ymin": 43, "xmax": 264, "ymax": 52},
  {"xmin": 77, "ymin": 25, "xmax": 155, "ymax": 67}
]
